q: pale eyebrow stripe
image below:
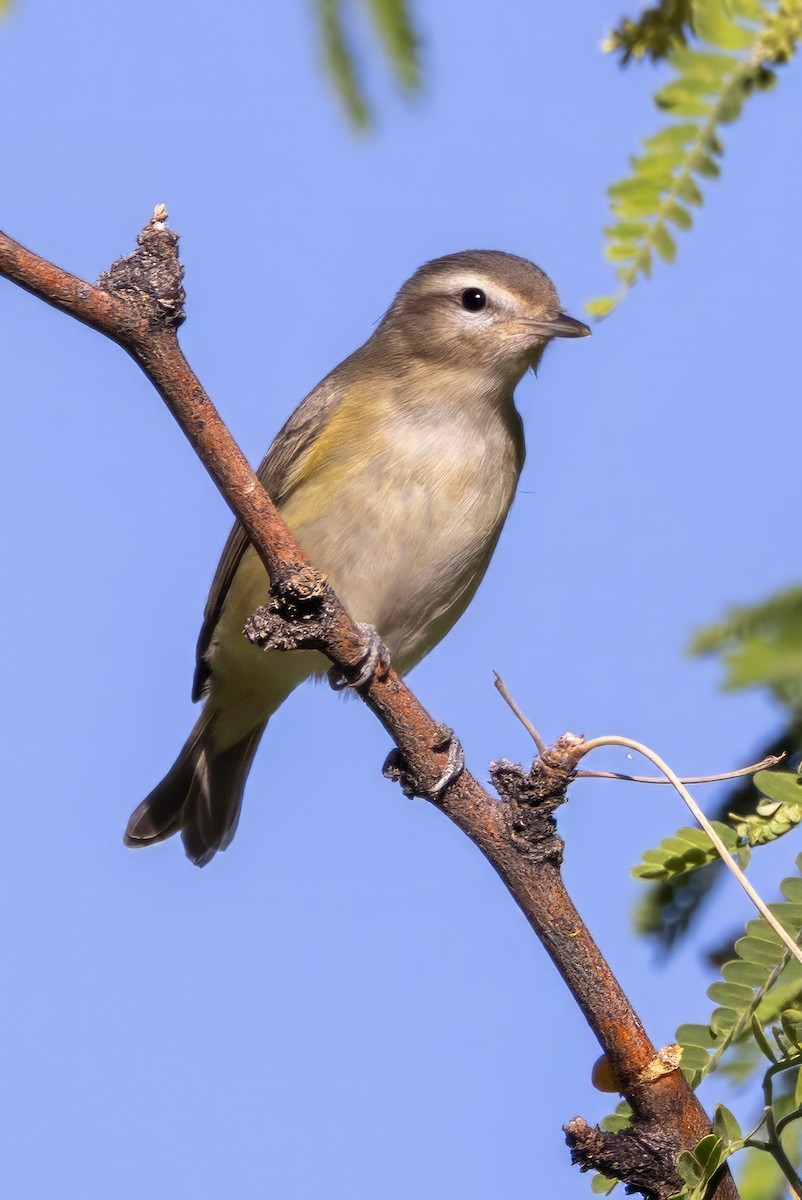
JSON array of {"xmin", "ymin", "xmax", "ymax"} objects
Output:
[{"xmin": 419, "ymin": 276, "xmax": 529, "ymax": 308}]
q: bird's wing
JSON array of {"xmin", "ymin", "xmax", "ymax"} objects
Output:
[{"xmin": 191, "ymin": 369, "xmax": 349, "ymax": 701}]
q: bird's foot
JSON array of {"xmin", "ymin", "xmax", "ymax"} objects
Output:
[
  {"xmin": 382, "ymin": 724, "xmax": 465, "ymax": 800},
  {"xmin": 328, "ymin": 622, "xmax": 391, "ymax": 691}
]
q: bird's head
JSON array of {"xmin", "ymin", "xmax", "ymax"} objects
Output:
[{"xmin": 376, "ymin": 250, "xmax": 589, "ymax": 387}]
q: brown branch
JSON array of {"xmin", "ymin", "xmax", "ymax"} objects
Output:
[{"xmin": 0, "ymin": 211, "xmax": 737, "ymax": 1199}]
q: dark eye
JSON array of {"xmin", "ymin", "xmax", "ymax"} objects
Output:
[{"xmin": 461, "ymin": 287, "xmax": 487, "ymax": 312}]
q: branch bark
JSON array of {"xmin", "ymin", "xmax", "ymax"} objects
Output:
[{"xmin": 0, "ymin": 210, "xmax": 737, "ymax": 1199}]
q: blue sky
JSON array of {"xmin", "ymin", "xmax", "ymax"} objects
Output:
[{"xmin": 2, "ymin": 2, "xmax": 801, "ymax": 1196}]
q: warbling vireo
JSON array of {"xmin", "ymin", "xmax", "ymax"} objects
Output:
[{"xmin": 124, "ymin": 250, "xmax": 589, "ymax": 865}]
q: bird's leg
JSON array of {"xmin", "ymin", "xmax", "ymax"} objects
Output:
[
  {"xmin": 382, "ymin": 724, "xmax": 465, "ymax": 800},
  {"xmin": 328, "ymin": 622, "xmax": 392, "ymax": 691}
]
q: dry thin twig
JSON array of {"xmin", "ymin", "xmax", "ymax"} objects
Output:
[{"xmin": 575, "ymin": 755, "xmax": 785, "ymax": 785}]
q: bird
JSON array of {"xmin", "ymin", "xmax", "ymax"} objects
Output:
[{"xmin": 124, "ymin": 250, "xmax": 590, "ymax": 866}]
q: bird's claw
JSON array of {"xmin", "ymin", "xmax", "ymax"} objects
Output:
[
  {"xmin": 430, "ymin": 726, "xmax": 465, "ymax": 794},
  {"xmin": 382, "ymin": 724, "xmax": 465, "ymax": 800},
  {"xmin": 328, "ymin": 622, "xmax": 391, "ymax": 692}
]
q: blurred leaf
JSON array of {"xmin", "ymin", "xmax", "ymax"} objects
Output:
[
  {"xmin": 604, "ymin": 0, "xmax": 694, "ymax": 64},
  {"xmin": 584, "ymin": 296, "xmax": 618, "ymax": 319},
  {"xmin": 737, "ymin": 1142, "xmax": 793, "ymax": 1200},
  {"xmin": 313, "ymin": 0, "xmax": 422, "ymax": 127},
  {"xmin": 691, "ymin": 587, "xmax": 802, "ymax": 708},
  {"xmin": 317, "ymin": 0, "xmax": 370, "ymax": 127},
  {"xmin": 364, "ymin": 0, "xmax": 420, "ymax": 89},
  {"xmin": 665, "ymin": 199, "xmax": 694, "ymax": 226}
]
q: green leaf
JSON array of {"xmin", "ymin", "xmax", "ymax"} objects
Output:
[
  {"xmin": 752, "ymin": 1014, "xmax": 778, "ymax": 1062},
  {"xmin": 591, "ymin": 1173, "xmax": 619, "ymax": 1194},
  {"xmin": 756, "ymin": 975, "xmax": 802, "ymax": 1028},
  {"xmin": 653, "ymin": 224, "xmax": 677, "ymax": 263},
  {"xmin": 721, "ymin": 959, "xmax": 770, "ymax": 988},
  {"xmin": 676, "ymin": 1149, "xmax": 704, "ymax": 1186},
  {"xmin": 666, "ymin": 200, "xmax": 694, "ymax": 229},
  {"xmin": 710, "ymin": 1006, "xmax": 739, "ymax": 1036},
  {"xmin": 735, "ymin": 934, "xmax": 784, "ymax": 968},
  {"xmin": 708, "ymin": 981, "xmax": 760, "ymax": 1009},
  {"xmin": 604, "ymin": 220, "xmax": 651, "ymax": 239},
  {"xmin": 644, "ymin": 123, "xmax": 701, "ymax": 149},
  {"xmin": 604, "ymin": 243, "xmax": 640, "ymax": 262},
  {"xmin": 600, "ymin": 1102, "xmax": 633, "ymax": 1133},
  {"xmin": 317, "ymin": 0, "xmax": 370, "ymax": 127},
  {"xmin": 676, "ymin": 175, "xmax": 705, "ymax": 205},
  {"xmin": 608, "ymin": 176, "xmax": 664, "ymax": 203},
  {"xmin": 694, "ymin": 6, "xmax": 757, "ymax": 50},
  {"xmin": 717, "ymin": 91, "xmax": 745, "ymax": 123},
  {"xmin": 364, "ymin": 0, "xmax": 420, "ymax": 90},
  {"xmin": 584, "ymin": 296, "xmax": 618, "ymax": 320},
  {"xmin": 690, "ymin": 150, "xmax": 721, "ymax": 178},
  {"xmin": 656, "ymin": 92, "xmax": 714, "ymax": 117},
  {"xmin": 713, "ymin": 1103, "xmax": 743, "ymax": 1142},
  {"xmin": 632, "ymin": 822, "xmax": 740, "ymax": 881},
  {"xmin": 756, "ymin": 770, "xmax": 802, "ymax": 806},
  {"xmin": 780, "ymin": 1008, "xmax": 802, "ymax": 1046},
  {"xmin": 782, "ymin": 876, "xmax": 802, "ymax": 903},
  {"xmin": 681, "ymin": 1044, "xmax": 714, "ymax": 1079},
  {"xmin": 671, "ymin": 48, "xmax": 739, "ymax": 77},
  {"xmin": 314, "ymin": 0, "xmax": 422, "ymax": 127},
  {"xmin": 633, "ymin": 148, "xmax": 689, "ymax": 175},
  {"xmin": 677, "ymin": 1022, "xmax": 717, "ymax": 1048}
]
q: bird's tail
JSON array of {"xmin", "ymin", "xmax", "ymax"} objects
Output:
[{"xmin": 124, "ymin": 716, "xmax": 266, "ymax": 867}]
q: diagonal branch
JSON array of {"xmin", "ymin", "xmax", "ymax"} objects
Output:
[{"xmin": 0, "ymin": 209, "xmax": 737, "ymax": 1199}]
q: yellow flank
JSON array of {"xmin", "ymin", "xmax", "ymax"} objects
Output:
[{"xmin": 284, "ymin": 385, "xmax": 390, "ymax": 493}]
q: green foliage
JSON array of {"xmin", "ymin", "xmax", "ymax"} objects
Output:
[
  {"xmin": 675, "ymin": 855, "xmax": 802, "ymax": 1090},
  {"xmin": 637, "ymin": 586, "xmax": 802, "ymax": 947},
  {"xmin": 588, "ymin": 0, "xmax": 802, "ymax": 318},
  {"xmin": 737, "ymin": 1133, "xmax": 797, "ymax": 1200},
  {"xmin": 590, "ymin": 1172, "xmax": 619, "ymax": 1194},
  {"xmin": 655, "ymin": 864, "xmax": 802, "ymax": 1196},
  {"xmin": 691, "ymin": 586, "xmax": 802, "ymax": 710},
  {"xmin": 604, "ymin": 0, "xmax": 694, "ymax": 64},
  {"xmin": 632, "ymin": 768, "xmax": 802, "ymax": 889},
  {"xmin": 670, "ymin": 1105, "xmax": 746, "ymax": 1199},
  {"xmin": 737, "ymin": 769, "xmax": 802, "ymax": 846},
  {"xmin": 590, "ymin": 1104, "xmax": 633, "ymax": 1194},
  {"xmin": 632, "ymin": 821, "xmax": 747, "ymax": 882},
  {"xmin": 313, "ymin": 0, "xmax": 421, "ymax": 127}
]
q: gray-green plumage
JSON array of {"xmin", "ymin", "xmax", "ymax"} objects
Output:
[{"xmin": 124, "ymin": 251, "xmax": 589, "ymax": 865}]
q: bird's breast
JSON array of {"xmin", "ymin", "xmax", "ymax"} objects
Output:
[{"xmin": 280, "ymin": 397, "xmax": 523, "ymax": 669}]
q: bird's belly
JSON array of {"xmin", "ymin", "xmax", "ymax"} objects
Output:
[
  {"xmin": 206, "ymin": 417, "xmax": 521, "ymax": 734},
  {"xmin": 286, "ymin": 454, "xmax": 517, "ymax": 671}
]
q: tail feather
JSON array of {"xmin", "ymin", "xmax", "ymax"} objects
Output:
[
  {"xmin": 180, "ymin": 725, "xmax": 265, "ymax": 867},
  {"xmin": 124, "ymin": 718, "xmax": 266, "ymax": 867}
]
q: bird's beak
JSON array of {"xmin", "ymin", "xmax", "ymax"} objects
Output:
[{"xmin": 528, "ymin": 312, "xmax": 591, "ymax": 339}]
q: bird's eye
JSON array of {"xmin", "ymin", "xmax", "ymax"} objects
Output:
[{"xmin": 461, "ymin": 287, "xmax": 487, "ymax": 313}]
